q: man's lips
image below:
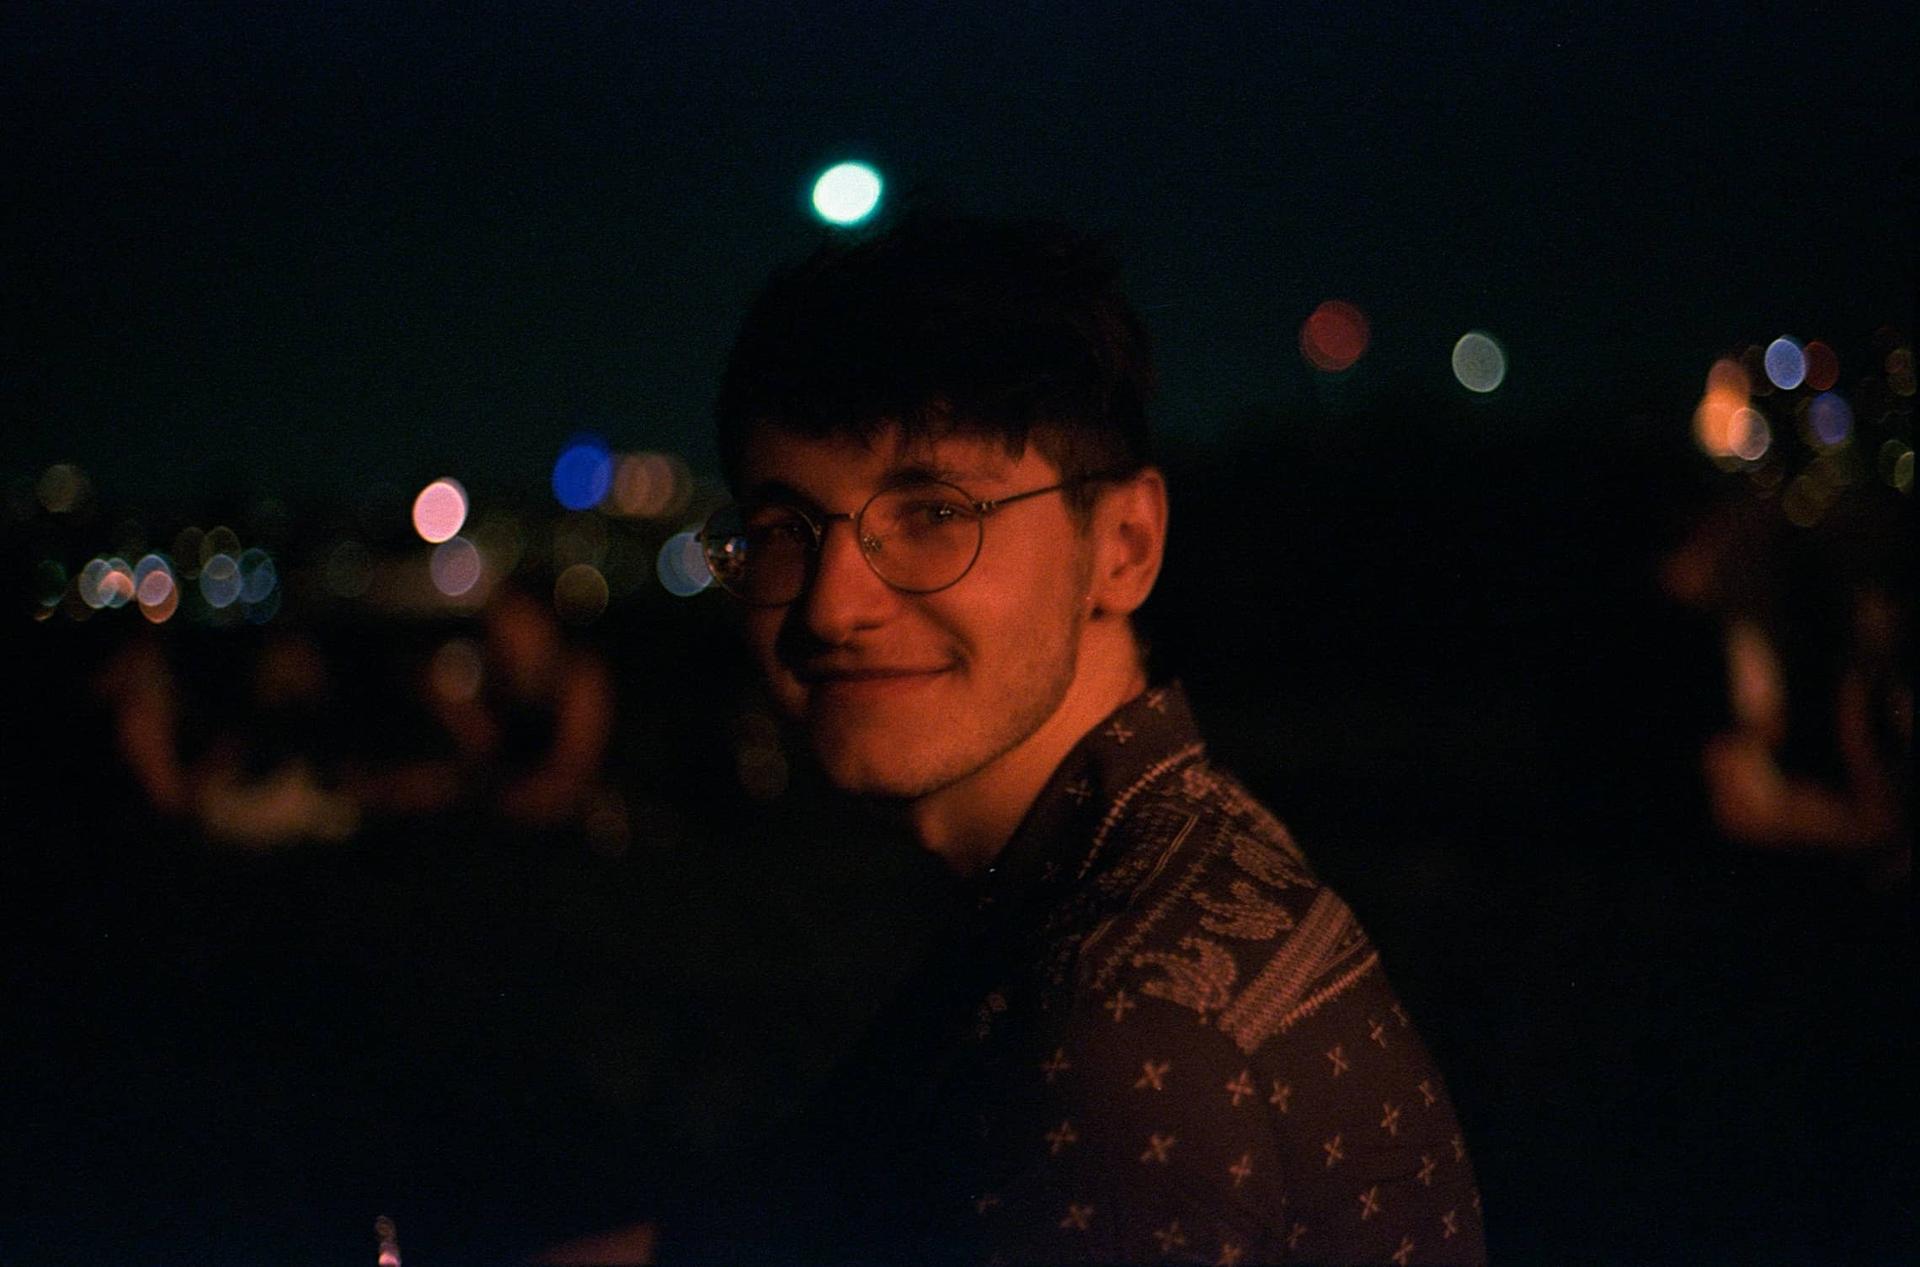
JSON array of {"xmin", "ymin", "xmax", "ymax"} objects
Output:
[{"xmin": 794, "ymin": 664, "xmax": 953, "ymax": 685}]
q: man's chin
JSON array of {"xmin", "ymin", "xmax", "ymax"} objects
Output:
[{"xmin": 807, "ymin": 727, "xmax": 944, "ymax": 801}]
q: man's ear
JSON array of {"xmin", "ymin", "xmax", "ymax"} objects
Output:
[{"xmin": 1088, "ymin": 467, "xmax": 1168, "ymax": 618}]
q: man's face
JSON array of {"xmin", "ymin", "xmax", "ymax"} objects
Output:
[{"xmin": 736, "ymin": 423, "xmax": 1094, "ymax": 801}]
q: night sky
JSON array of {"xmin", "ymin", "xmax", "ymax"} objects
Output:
[{"xmin": 5, "ymin": 4, "xmax": 1912, "ymax": 501}]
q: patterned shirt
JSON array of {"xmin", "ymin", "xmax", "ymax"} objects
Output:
[{"xmin": 765, "ymin": 682, "xmax": 1486, "ymax": 1266}]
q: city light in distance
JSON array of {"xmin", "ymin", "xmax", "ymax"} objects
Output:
[
  {"xmin": 1764, "ymin": 336, "xmax": 1806, "ymax": 390},
  {"xmin": 200, "ymin": 555, "xmax": 243, "ymax": 609},
  {"xmin": 430, "ymin": 536, "xmax": 484, "ymax": 597},
  {"xmin": 1299, "ymin": 300, "xmax": 1371, "ymax": 373},
  {"xmin": 412, "ymin": 478, "xmax": 469, "ymax": 543},
  {"xmin": 1451, "ymin": 331, "xmax": 1507, "ymax": 393},
  {"xmin": 79, "ymin": 557, "xmax": 135, "ymax": 609},
  {"xmin": 36, "ymin": 464, "xmax": 88, "ymax": 515},
  {"xmin": 1807, "ymin": 391, "xmax": 1854, "ymax": 447},
  {"xmin": 1693, "ymin": 357, "xmax": 1753, "ymax": 460},
  {"xmin": 553, "ymin": 562, "xmax": 610, "ymax": 625},
  {"xmin": 811, "ymin": 162, "xmax": 883, "ymax": 226},
  {"xmin": 552, "ymin": 436, "xmax": 615, "ymax": 511},
  {"xmin": 610, "ymin": 452, "xmax": 692, "ymax": 519},
  {"xmin": 1728, "ymin": 408, "xmax": 1772, "ymax": 462},
  {"xmin": 1802, "ymin": 340, "xmax": 1839, "ymax": 392}
]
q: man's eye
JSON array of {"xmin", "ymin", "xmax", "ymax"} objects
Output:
[{"xmin": 744, "ymin": 516, "xmax": 810, "ymax": 546}]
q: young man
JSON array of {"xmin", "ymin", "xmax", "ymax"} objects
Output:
[{"xmin": 695, "ymin": 215, "xmax": 1485, "ymax": 1265}]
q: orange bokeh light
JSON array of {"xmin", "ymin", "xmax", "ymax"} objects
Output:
[{"xmin": 1694, "ymin": 357, "xmax": 1751, "ymax": 458}]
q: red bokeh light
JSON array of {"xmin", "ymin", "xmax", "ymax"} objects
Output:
[
  {"xmin": 1802, "ymin": 340, "xmax": 1839, "ymax": 392},
  {"xmin": 1299, "ymin": 300, "xmax": 1371, "ymax": 373}
]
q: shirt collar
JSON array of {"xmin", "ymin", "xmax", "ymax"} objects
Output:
[{"xmin": 972, "ymin": 680, "xmax": 1206, "ymax": 922}]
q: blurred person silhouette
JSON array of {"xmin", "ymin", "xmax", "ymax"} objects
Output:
[
  {"xmin": 93, "ymin": 630, "xmax": 193, "ymax": 820},
  {"xmin": 193, "ymin": 630, "xmax": 359, "ymax": 847},
  {"xmin": 415, "ymin": 580, "xmax": 616, "ymax": 832},
  {"xmin": 1665, "ymin": 492, "xmax": 1911, "ymax": 888}
]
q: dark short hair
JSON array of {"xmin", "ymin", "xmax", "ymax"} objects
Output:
[{"xmin": 715, "ymin": 213, "xmax": 1155, "ymax": 514}]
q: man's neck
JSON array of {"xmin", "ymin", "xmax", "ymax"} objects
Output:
[{"xmin": 906, "ymin": 621, "xmax": 1147, "ymax": 878}]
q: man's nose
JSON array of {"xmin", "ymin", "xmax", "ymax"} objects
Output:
[{"xmin": 798, "ymin": 518, "xmax": 895, "ymax": 645}]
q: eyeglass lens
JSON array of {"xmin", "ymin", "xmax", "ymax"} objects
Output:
[{"xmin": 702, "ymin": 482, "xmax": 985, "ymax": 605}]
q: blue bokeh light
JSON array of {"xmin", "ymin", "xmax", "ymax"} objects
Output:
[
  {"xmin": 1764, "ymin": 337, "xmax": 1807, "ymax": 391},
  {"xmin": 238, "ymin": 548, "xmax": 277, "ymax": 603},
  {"xmin": 1809, "ymin": 391, "xmax": 1854, "ymax": 447},
  {"xmin": 552, "ymin": 436, "xmax": 615, "ymax": 511},
  {"xmin": 201, "ymin": 554, "xmax": 242, "ymax": 609}
]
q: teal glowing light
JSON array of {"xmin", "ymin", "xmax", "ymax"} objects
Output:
[{"xmin": 811, "ymin": 162, "xmax": 883, "ymax": 226}]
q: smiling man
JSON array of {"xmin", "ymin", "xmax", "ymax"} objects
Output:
[{"xmin": 690, "ymin": 214, "xmax": 1486, "ymax": 1265}]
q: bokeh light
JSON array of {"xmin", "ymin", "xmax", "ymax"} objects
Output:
[
  {"xmin": 552, "ymin": 436, "xmax": 614, "ymax": 511},
  {"xmin": 429, "ymin": 536, "xmax": 484, "ymax": 597},
  {"xmin": 245, "ymin": 586, "xmax": 281, "ymax": 624},
  {"xmin": 1807, "ymin": 391, "xmax": 1854, "ymax": 447},
  {"xmin": 1802, "ymin": 340, "xmax": 1839, "ymax": 392},
  {"xmin": 33, "ymin": 560, "xmax": 67, "ymax": 609},
  {"xmin": 811, "ymin": 162, "xmax": 883, "ymax": 226},
  {"xmin": 1450, "ymin": 331, "xmax": 1507, "ymax": 393},
  {"xmin": 137, "ymin": 560, "xmax": 179, "ymax": 623},
  {"xmin": 429, "ymin": 637, "xmax": 485, "ymax": 704},
  {"xmin": 78, "ymin": 557, "xmax": 136, "ymax": 610},
  {"xmin": 1728, "ymin": 408, "xmax": 1771, "ymax": 461},
  {"xmin": 1886, "ymin": 346, "xmax": 1915, "ymax": 397},
  {"xmin": 412, "ymin": 478, "xmax": 469, "ymax": 543},
  {"xmin": 201, "ymin": 527, "xmax": 241, "ymax": 568},
  {"xmin": 553, "ymin": 562, "xmax": 610, "ymax": 625},
  {"xmin": 611, "ymin": 452, "xmax": 692, "ymax": 519},
  {"xmin": 1299, "ymin": 300, "xmax": 1371, "ymax": 373},
  {"xmin": 1782, "ymin": 471, "xmax": 1828, "ymax": 527},
  {"xmin": 1889, "ymin": 447, "xmax": 1913, "ymax": 493},
  {"xmin": 134, "ymin": 553, "xmax": 172, "ymax": 592},
  {"xmin": 1763, "ymin": 337, "xmax": 1806, "ymax": 390},
  {"xmin": 656, "ymin": 530, "xmax": 712, "ymax": 597},
  {"xmin": 36, "ymin": 464, "xmax": 88, "ymax": 514},
  {"xmin": 1693, "ymin": 357, "xmax": 1751, "ymax": 458},
  {"xmin": 238, "ymin": 548, "xmax": 277, "ymax": 603},
  {"xmin": 200, "ymin": 554, "xmax": 242, "ymax": 609}
]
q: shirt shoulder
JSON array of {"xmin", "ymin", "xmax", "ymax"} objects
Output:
[{"xmin": 1070, "ymin": 758, "xmax": 1380, "ymax": 1058}]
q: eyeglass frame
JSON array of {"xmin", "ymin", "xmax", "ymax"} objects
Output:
[{"xmin": 700, "ymin": 473, "xmax": 1123, "ymax": 606}]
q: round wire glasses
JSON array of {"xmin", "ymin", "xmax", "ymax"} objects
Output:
[{"xmin": 699, "ymin": 479, "xmax": 1073, "ymax": 606}]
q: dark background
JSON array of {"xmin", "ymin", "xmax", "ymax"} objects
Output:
[{"xmin": 2, "ymin": 4, "xmax": 1912, "ymax": 1264}]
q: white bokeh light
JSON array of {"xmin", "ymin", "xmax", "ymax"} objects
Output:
[
  {"xmin": 1451, "ymin": 331, "xmax": 1508, "ymax": 394},
  {"xmin": 811, "ymin": 162, "xmax": 883, "ymax": 226}
]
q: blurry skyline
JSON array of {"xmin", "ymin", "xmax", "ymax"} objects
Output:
[{"xmin": 4, "ymin": 3, "xmax": 1913, "ymax": 506}]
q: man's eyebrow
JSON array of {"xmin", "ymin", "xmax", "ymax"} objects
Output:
[{"xmin": 882, "ymin": 460, "xmax": 985, "ymax": 487}]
